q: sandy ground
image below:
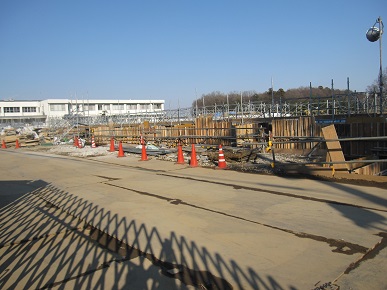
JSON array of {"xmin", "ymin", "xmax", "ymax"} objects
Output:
[{"xmin": 1, "ymin": 146, "xmax": 387, "ymax": 289}]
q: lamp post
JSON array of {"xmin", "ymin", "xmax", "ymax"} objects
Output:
[{"xmin": 366, "ymin": 17, "xmax": 384, "ymax": 115}]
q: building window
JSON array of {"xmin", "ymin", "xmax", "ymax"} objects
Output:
[
  {"xmin": 113, "ymin": 104, "xmax": 124, "ymax": 110},
  {"xmin": 22, "ymin": 107, "xmax": 37, "ymax": 113},
  {"xmin": 4, "ymin": 107, "xmax": 20, "ymax": 113},
  {"xmin": 127, "ymin": 104, "xmax": 137, "ymax": 110},
  {"xmin": 139, "ymin": 104, "xmax": 150, "ymax": 110},
  {"xmin": 153, "ymin": 103, "xmax": 162, "ymax": 109},
  {"xmin": 50, "ymin": 104, "xmax": 66, "ymax": 111},
  {"xmin": 98, "ymin": 104, "xmax": 110, "ymax": 112},
  {"xmin": 84, "ymin": 104, "xmax": 95, "ymax": 111}
]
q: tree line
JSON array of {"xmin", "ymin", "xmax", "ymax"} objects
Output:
[{"xmin": 191, "ymin": 67, "xmax": 387, "ymax": 109}]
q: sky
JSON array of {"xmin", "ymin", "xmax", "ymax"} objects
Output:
[{"xmin": 0, "ymin": 1, "xmax": 386, "ymax": 109}]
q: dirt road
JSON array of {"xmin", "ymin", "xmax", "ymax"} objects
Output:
[{"xmin": 0, "ymin": 147, "xmax": 386, "ymax": 289}]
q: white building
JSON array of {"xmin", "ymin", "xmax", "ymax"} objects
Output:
[{"xmin": 0, "ymin": 99, "xmax": 165, "ymax": 125}]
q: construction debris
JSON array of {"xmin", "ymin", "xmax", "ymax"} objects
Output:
[
  {"xmin": 0, "ymin": 126, "xmax": 39, "ymax": 147},
  {"xmin": 3, "ymin": 117, "xmax": 385, "ymax": 176}
]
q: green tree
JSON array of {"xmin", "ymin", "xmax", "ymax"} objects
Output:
[{"xmin": 277, "ymin": 88, "xmax": 285, "ymax": 97}]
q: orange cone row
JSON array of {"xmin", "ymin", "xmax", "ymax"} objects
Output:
[
  {"xmin": 48, "ymin": 135, "xmax": 226, "ymax": 168},
  {"xmin": 1, "ymin": 139, "xmax": 21, "ymax": 149},
  {"xmin": 186, "ymin": 143, "xmax": 228, "ymax": 169}
]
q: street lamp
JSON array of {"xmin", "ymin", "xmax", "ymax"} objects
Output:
[{"xmin": 366, "ymin": 17, "xmax": 384, "ymax": 115}]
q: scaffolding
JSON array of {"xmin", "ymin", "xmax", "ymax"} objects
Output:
[
  {"xmin": 62, "ymin": 92, "xmax": 381, "ymax": 124},
  {"xmin": 0, "ymin": 91, "xmax": 382, "ymax": 136}
]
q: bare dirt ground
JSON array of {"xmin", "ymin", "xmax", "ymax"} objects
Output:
[{"xmin": 4, "ymin": 143, "xmax": 387, "ymax": 289}]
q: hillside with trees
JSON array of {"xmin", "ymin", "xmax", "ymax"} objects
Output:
[
  {"xmin": 191, "ymin": 67, "xmax": 386, "ymax": 110},
  {"xmin": 191, "ymin": 86, "xmax": 352, "ymax": 109}
]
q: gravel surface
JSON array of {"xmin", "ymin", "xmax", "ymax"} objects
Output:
[
  {"xmin": 37, "ymin": 144, "xmax": 312, "ymax": 173},
  {"xmin": 24, "ymin": 144, "xmax": 387, "ymax": 189}
]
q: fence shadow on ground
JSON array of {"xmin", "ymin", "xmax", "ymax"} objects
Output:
[
  {"xmin": 0, "ymin": 181, "xmax": 298, "ymax": 290},
  {"xmin": 281, "ymin": 165, "xmax": 387, "ymax": 231}
]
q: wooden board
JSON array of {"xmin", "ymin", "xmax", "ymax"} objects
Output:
[{"xmin": 321, "ymin": 124, "xmax": 348, "ymax": 171}]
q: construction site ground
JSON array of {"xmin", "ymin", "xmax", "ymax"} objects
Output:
[{"xmin": 0, "ymin": 144, "xmax": 386, "ymax": 289}]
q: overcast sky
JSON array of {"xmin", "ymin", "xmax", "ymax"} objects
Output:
[{"xmin": 0, "ymin": 0, "xmax": 385, "ymax": 108}]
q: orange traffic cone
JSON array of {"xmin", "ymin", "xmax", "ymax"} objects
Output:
[
  {"xmin": 176, "ymin": 141, "xmax": 185, "ymax": 164},
  {"xmin": 74, "ymin": 136, "xmax": 78, "ymax": 147},
  {"xmin": 1, "ymin": 140, "xmax": 6, "ymax": 149},
  {"xmin": 15, "ymin": 139, "xmax": 20, "ymax": 149},
  {"xmin": 189, "ymin": 144, "xmax": 198, "ymax": 167},
  {"xmin": 117, "ymin": 141, "xmax": 125, "ymax": 157},
  {"xmin": 109, "ymin": 137, "xmax": 115, "ymax": 152},
  {"xmin": 91, "ymin": 135, "xmax": 97, "ymax": 148},
  {"xmin": 140, "ymin": 143, "xmax": 148, "ymax": 161},
  {"xmin": 216, "ymin": 144, "xmax": 227, "ymax": 169}
]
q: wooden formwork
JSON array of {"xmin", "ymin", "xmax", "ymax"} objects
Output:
[
  {"xmin": 89, "ymin": 116, "xmax": 320, "ymax": 149},
  {"xmin": 272, "ymin": 117, "xmax": 322, "ymax": 150},
  {"xmin": 88, "ymin": 116, "xmax": 234, "ymax": 146},
  {"xmin": 234, "ymin": 123, "xmax": 267, "ymax": 148},
  {"xmin": 80, "ymin": 115, "xmax": 386, "ymax": 159},
  {"xmin": 353, "ymin": 162, "xmax": 387, "ymax": 175},
  {"xmin": 193, "ymin": 116, "xmax": 233, "ymax": 145},
  {"xmin": 344, "ymin": 116, "xmax": 387, "ymax": 157}
]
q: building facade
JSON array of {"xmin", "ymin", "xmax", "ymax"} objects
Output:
[{"xmin": 0, "ymin": 99, "xmax": 165, "ymax": 125}]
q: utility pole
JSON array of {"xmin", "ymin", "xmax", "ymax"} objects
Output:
[
  {"xmin": 309, "ymin": 82, "xmax": 312, "ymax": 116},
  {"xmin": 271, "ymin": 77, "xmax": 274, "ymax": 119}
]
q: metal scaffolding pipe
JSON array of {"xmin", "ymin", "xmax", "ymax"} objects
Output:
[{"xmin": 280, "ymin": 159, "xmax": 387, "ymax": 166}]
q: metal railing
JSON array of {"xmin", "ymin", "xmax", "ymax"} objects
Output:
[{"xmin": 1, "ymin": 92, "xmax": 385, "ymax": 140}]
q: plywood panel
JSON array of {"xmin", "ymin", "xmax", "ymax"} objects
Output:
[{"xmin": 321, "ymin": 124, "xmax": 348, "ymax": 171}]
